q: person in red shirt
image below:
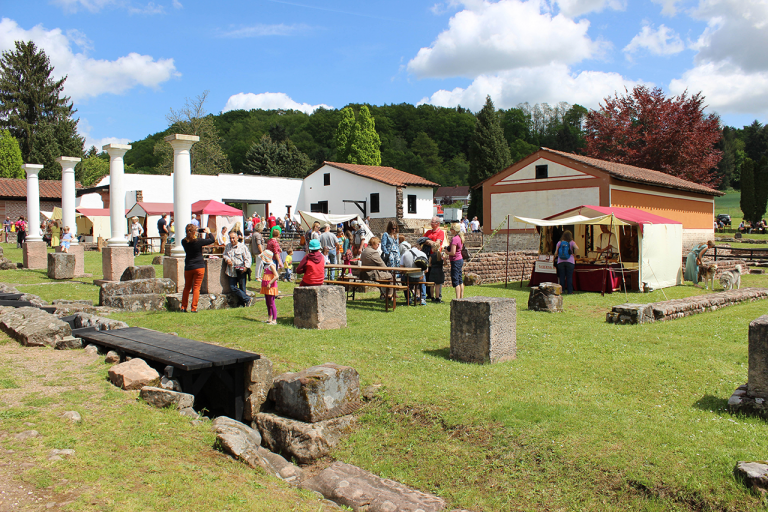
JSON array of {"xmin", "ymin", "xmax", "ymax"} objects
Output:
[
  {"xmin": 296, "ymin": 239, "xmax": 325, "ymax": 286},
  {"xmin": 267, "ymin": 214, "xmax": 277, "ymax": 230}
]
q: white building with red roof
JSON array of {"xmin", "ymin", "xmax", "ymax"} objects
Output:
[{"xmin": 299, "ymin": 162, "xmax": 439, "ymax": 232}]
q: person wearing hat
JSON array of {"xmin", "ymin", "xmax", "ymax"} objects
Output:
[
  {"xmin": 296, "ymin": 238, "xmax": 326, "ymax": 287},
  {"xmin": 259, "ymin": 249, "xmax": 279, "ymax": 324},
  {"xmin": 130, "ymin": 216, "xmax": 144, "ymax": 256}
]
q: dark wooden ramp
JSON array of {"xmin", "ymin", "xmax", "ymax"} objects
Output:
[{"xmin": 76, "ymin": 327, "xmax": 260, "ymax": 421}]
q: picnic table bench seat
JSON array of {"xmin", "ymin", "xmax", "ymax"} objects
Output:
[{"xmin": 72, "ymin": 326, "xmax": 259, "ymax": 420}]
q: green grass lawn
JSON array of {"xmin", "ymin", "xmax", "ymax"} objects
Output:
[{"xmin": 1, "ymin": 241, "xmax": 767, "ymax": 510}]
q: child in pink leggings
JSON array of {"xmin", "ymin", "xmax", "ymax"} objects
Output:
[{"xmin": 259, "ymin": 250, "xmax": 279, "ymax": 324}]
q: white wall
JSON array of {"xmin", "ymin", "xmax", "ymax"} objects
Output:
[
  {"xmin": 496, "ymin": 158, "xmax": 594, "ymax": 185},
  {"xmin": 492, "ymin": 187, "xmax": 601, "ymax": 230},
  {"xmin": 302, "ymin": 164, "xmax": 397, "ymax": 218},
  {"xmin": 402, "ymin": 185, "xmax": 433, "ymax": 220}
]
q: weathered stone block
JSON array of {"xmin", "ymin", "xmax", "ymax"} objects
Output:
[
  {"xmin": 293, "ymin": 285, "xmax": 347, "ymax": 330},
  {"xmin": 99, "ymin": 278, "xmax": 175, "ymax": 305},
  {"xmin": 254, "ymin": 412, "xmax": 356, "ymax": 464},
  {"xmin": 606, "ymin": 303, "xmax": 654, "ymax": 324},
  {"xmin": 108, "ymin": 358, "xmax": 160, "ymax": 390},
  {"xmin": 243, "ymin": 357, "xmax": 273, "ymax": 422},
  {"xmin": 152, "ymin": 255, "xmax": 165, "ymax": 265},
  {"xmin": 70, "ymin": 312, "xmax": 128, "ymax": 331},
  {"xmin": 163, "ymin": 256, "xmax": 185, "ymax": 293},
  {"xmin": 166, "ymin": 292, "xmax": 230, "ymax": 311},
  {"xmin": 200, "ymin": 258, "xmax": 229, "ymax": 294},
  {"xmin": 734, "ymin": 461, "xmax": 768, "ymax": 493},
  {"xmin": 528, "ymin": 283, "xmax": 563, "ymax": 312},
  {"xmin": 450, "ymin": 296, "xmax": 516, "ymax": 364},
  {"xmin": 212, "ymin": 416, "xmax": 262, "ymax": 460},
  {"xmin": 0, "ymin": 307, "xmax": 71, "ymax": 347},
  {"xmin": 748, "ymin": 315, "xmax": 768, "ymax": 399},
  {"xmin": 272, "ymin": 363, "xmax": 360, "ymax": 423},
  {"xmin": 301, "ymin": 461, "xmax": 446, "ymax": 512},
  {"xmin": 140, "ymin": 386, "xmax": 194, "ymax": 409},
  {"xmin": 102, "ymin": 246, "xmax": 134, "ymax": 282},
  {"xmin": 47, "ymin": 252, "xmax": 76, "ymax": 280},
  {"xmin": 54, "ymin": 335, "xmax": 82, "ymax": 350},
  {"xmin": 121, "ymin": 265, "xmax": 156, "ymax": 281},
  {"xmin": 56, "ymin": 244, "xmax": 84, "ymax": 276},
  {"xmin": 22, "ymin": 241, "xmax": 47, "ymax": 270},
  {"xmin": 102, "ymin": 293, "xmax": 166, "ymax": 311}
]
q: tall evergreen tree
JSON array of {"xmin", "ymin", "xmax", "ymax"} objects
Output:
[
  {"xmin": 242, "ymin": 135, "xmax": 312, "ymax": 178},
  {"xmin": 333, "ymin": 107, "xmax": 356, "ymax": 163},
  {"xmin": 0, "ymin": 130, "xmax": 24, "ymax": 178},
  {"xmin": 348, "ymin": 105, "xmax": 381, "ymax": 166},
  {"xmin": 756, "ymin": 156, "xmax": 768, "ymax": 222},
  {"xmin": 0, "ymin": 41, "xmax": 84, "ymax": 179},
  {"xmin": 740, "ymin": 158, "xmax": 756, "ymax": 222},
  {"xmin": 467, "ymin": 95, "xmax": 511, "ymax": 223}
]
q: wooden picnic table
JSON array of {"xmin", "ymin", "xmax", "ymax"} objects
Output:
[
  {"xmin": 72, "ymin": 326, "xmax": 260, "ymax": 421},
  {"xmin": 323, "ymin": 264, "xmax": 422, "ymax": 311}
]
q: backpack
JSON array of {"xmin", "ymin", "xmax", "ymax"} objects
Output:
[
  {"xmin": 558, "ymin": 241, "xmax": 571, "ymax": 260},
  {"xmin": 409, "ymin": 249, "xmax": 428, "ymax": 271}
]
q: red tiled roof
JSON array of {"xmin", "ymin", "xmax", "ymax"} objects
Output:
[
  {"xmin": 541, "ymin": 148, "xmax": 724, "ymax": 196},
  {"xmin": 435, "ymin": 186, "xmax": 470, "ymax": 197},
  {"xmin": 323, "ymin": 162, "xmax": 439, "ymax": 187},
  {"xmin": 0, "ymin": 178, "xmax": 81, "ymax": 199}
]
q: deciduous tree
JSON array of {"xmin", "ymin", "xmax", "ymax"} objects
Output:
[
  {"xmin": 75, "ymin": 152, "xmax": 110, "ymax": 187},
  {"xmin": 584, "ymin": 86, "xmax": 722, "ymax": 187},
  {"xmin": 242, "ymin": 135, "xmax": 312, "ymax": 178},
  {"xmin": 0, "ymin": 41, "xmax": 83, "ymax": 179},
  {"xmin": 333, "ymin": 107, "xmax": 356, "ymax": 163},
  {"xmin": 0, "ymin": 130, "xmax": 23, "ymax": 178},
  {"xmin": 468, "ymin": 95, "xmax": 511, "ymax": 223}
]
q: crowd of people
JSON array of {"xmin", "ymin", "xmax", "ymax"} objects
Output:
[{"xmin": 737, "ymin": 219, "xmax": 767, "ymax": 234}]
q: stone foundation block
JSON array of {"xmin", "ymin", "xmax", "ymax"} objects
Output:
[
  {"xmin": 748, "ymin": 315, "xmax": 768, "ymax": 399},
  {"xmin": 69, "ymin": 312, "xmax": 128, "ymax": 331},
  {"xmin": 606, "ymin": 303, "xmax": 654, "ymax": 324},
  {"xmin": 55, "ymin": 335, "xmax": 83, "ymax": 350},
  {"xmin": 301, "ymin": 461, "xmax": 446, "ymax": 511},
  {"xmin": 254, "ymin": 412, "xmax": 356, "ymax": 464},
  {"xmin": 102, "ymin": 293, "xmax": 166, "ymax": 312},
  {"xmin": 102, "ymin": 246, "xmax": 134, "ymax": 282},
  {"xmin": 121, "ymin": 265, "xmax": 156, "ymax": 281},
  {"xmin": 22, "ymin": 241, "xmax": 47, "ymax": 270},
  {"xmin": 528, "ymin": 283, "xmax": 563, "ymax": 312},
  {"xmin": 272, "ymin": 363, "xmax": 360, "ymax": 423},
  {"xmin": 243, "ymin": 357, "xmax": 273, "ymax": 422},
  {"xmin": 450, "ymin": 296, "xmax": 516, "ymax": 364},
  {"xmin": 0, "ymin": 307, "xmax": 72, "ymax": 347},
  {"xmin": 99, "ymin": 278, "xmax": 176, "ymax": 305},
  {"xmin": 163, "ymin": 256, "xmax": 185, "ymax": 293},
  {"xmin": 47, "ymin": 253, "xmax": 76, "ymax": 280},
  {"xmin": 166, "ymin": 293, "xmax": 229, "ymax": 312},
  {"xmin": 293, "ymin": 285, "xmax": 347, "ymax": 330},
  {"xmin": 140, "ymin": 386, "xmax": 195, "ymax": 409},
  {"xmin": 108, "ymin": 358, "xmax": 160, "ymax": 390},
  {"xmin": 200, "ymin": 258, "xmax": 229, "ymax": 294},
  {"xmin": 56, "ymin": 244, "xmax": 85, "ymax": 276}
]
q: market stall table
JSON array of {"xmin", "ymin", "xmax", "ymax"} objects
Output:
[{"xmin": 529, "ymin": 261, "xmax": 624, "ymax": 293}]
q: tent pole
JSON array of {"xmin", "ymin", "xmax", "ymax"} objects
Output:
[
  {"xmin": 601, "ymin": 215, "xmax": 613, "ymax": 297},
  {"xmin": 505, "ymin": 215, "xmax": 510, "ymax": 288}
]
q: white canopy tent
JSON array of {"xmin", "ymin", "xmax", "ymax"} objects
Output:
[
  {"xmin": 515, "ymin": 205, "xmax": 683, "ymax": 290},
  {"xmin": 296, "ymin": 211, "xmax": 374, "ymax": 243}
]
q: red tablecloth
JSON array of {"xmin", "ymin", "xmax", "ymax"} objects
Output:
[{"xmin": 529, "ymin": 263, "xmax": 622, "ymax": 293}]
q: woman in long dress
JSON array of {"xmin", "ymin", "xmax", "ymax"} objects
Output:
[{"xmin": 684, "ymin": 240, "xmax": 715, "ymax": 287}]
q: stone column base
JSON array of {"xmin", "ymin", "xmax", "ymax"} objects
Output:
[
  {"xmin": 201, "ymin": 258, "xmax": 228, "ymax": 294},
  {"xmin": 23, "ymin": 241, "xmax": 48, "ymax": 270},
  {"xmin": 102, "ymin": 246, "xmax": 134, "ymax": 282},
  {"xmin": 293, "ymin": 285, "xmax": 347, "ymax": 330},
  {"xmin": 163, "ymin": 256, "xmax": 185, "ymax": 293},
  {"xmin": 56, "ymin": 244, "xmax": 85, "ymax": 276},
  {"xmin": 450, "ymin": 296, "xmax": 517, "ymax": 364}
]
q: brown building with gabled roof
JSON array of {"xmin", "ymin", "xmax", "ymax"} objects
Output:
[
  {"xmin": 0, "ymin": 178, "xmax": 79, "ymax": 228},
  {"xmin": 475, "ymin": 148, "xmax": 723, "ymax": 248}
]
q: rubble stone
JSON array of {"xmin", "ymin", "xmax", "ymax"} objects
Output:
[
  {"xmin": 734, "ymin": 461, "xmax": 768, "ymax": 493},
  {"xmin": 102, "ymin": 293, "xmax": 166, "ymax": 312},
  {"xmin": 140, "ymin": 386, "xmax": 195, "ymax": 409},
  {"xmin": 120, "ymin": 265, "xmax": 156, "ymax": 281},
  {"xmin": 272, "ymin": 363, "xmax": 360, "ymax": 423},
  {"xmin": 54, "ymin": 336, "xmax": 82, "ymax": 350},
  {"xmin": 212, "ymin": 416, "xmax": 262, "ymax": 460},
  {"xmin": 254, "ymin": 412, "xmax": 356, "ymax": 464},
  {"xmin": 450, "ymin": 296, "xmax": 516, "ymax": 364},
  {"xmin": 527, "ymin": 283, "xmax": 564, "ymax": 312},
  {"xmin": 108, "ymin": 358, "xmax": 160, "ymax": 390}
]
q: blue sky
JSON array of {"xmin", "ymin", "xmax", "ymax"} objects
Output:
[{"xmin": 3, "ymin": 0, "xmax": 766, "ymax": 150}]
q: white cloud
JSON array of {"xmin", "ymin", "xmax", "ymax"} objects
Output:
[
  {"xmin": 222, "ymin": 92, "xmax": 332, "ymax": 114},
  {"xmin": 669, "ymin": 62, "xmax": 768, "ymax": 114},
  {"xmin": 52, "ymin": 0, "xmax": 170, "ymax": 14},
  {"xmin": 554, "ymin": 0, "xmax": 626, "ymax": 18},
  {"xmin": 127, "ymin": 2, "xmax": 166, "ymax": 15},
  {"xmin": 418, "ymin": 64, "xmax": 647, "ymax": 111},
  {"xmin": 623, "ymin": 23, "xmax": 685, "ymax": 58},
  {"xmin": 0, "ymin": 18, "xmax": 178, "ymax": 101},
  {"xmin": 51, "ymin": 0, "xmax": 116, "ymax": 13},
  {"xmin": 407, "ymin": 0, "xmax": 608, "ymax": 79},
  {"xmin": 219, "ymin": 24, "xmax": 311, "ymax": 38},
  {"xmin": 651, "ymin": 0, "xmax": 685, "ymax": 16},
  {"xmin": 78, "ymin": 119, "xmax": 131, "ymax": 152},
  {"xmin": 172, "ymin": 0, "xmax": 182, "ymax": 8}
]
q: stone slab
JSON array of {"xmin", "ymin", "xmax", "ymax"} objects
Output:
[
  {"xmin": 102, "ymin": 293, "xmax": 166, "ymax": 312},
  {"xmin": 99, "ymin": 278, "xmax": 176, "ymax": 304},
  {"xmin": 163, "ymin": 256, "xmax": 185, "ymax": 293},
  {"xmin": 56, "ymin": 244, "xmax": 84, "ymax": 276},
  {"xmin": 22, "ymin": 241, "xmax": 47, "ymax": 270},
  {"xmin": 47, "ymin": 253, "xmax": 76, "ymax": 280},
  {"xmin": 748, "ymin": 315, "xmax": 768, "ymax": 399},
  {"xmin": 166, "ymin": 292, "xmax": 229, "ymax": 311},
  {"xmin": 450, "ymin": 296, "xmax": 516, "ymax": 364},
  {"xmin": 254, "ymin": 412, "xmax": 356, "ymax": 464},
  {"xmin": 734, "ymin": 461, "xmax": 768, "ymax": 493},
  {"xmin": 293, "ymin": 285, "xmax": 347, "ymax": 330},
  {"xmin": 272, "ymin": 363, "xmax": 360, "ymax": 423},
  {"xmin": 0, "ymin": 307, "xmax": 72, "ymax": 348},
  {"xmin": 200, "ymin": 258, "xmax": 229, "ymax": 295},
  {"xmin": 301, "ymin": 461, "xmax": 446, "ymax": 512},
  {"xmin": 140, "ymin": 386, "xmax": 195, "ymax": 409},
  {"xmin": 102, "ymin": 246, "xmax": 134, "ymax": 282},
  {"xmin": 120, "ymin": 265, "xmax": 156, "ymax": 281},
  {"xmin": 108, "ymin": 358, "xmax": 160, "ymax": 390}
]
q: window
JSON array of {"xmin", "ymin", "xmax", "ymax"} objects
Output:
[
  {"xmin": 370, "ymin": 193, "xmax": 380, "ymax": 213},
  {"xmin": 407, "ymin": 194, "xmax": 417, "ymax": 214},
  {"xmin": 323, "ymin": 173, "xmax": 330, "ymax": 186},
  {"xmin": 310, "ymin": 201, "xmax": 329, "ymax": 214},
  {"xmin": 535, "ymin": 165, "xmax": 548, "ymax": 179}
]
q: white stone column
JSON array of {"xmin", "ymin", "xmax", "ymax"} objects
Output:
[
  {"xmin": 56, "ymin": 156, "xmax": 81, "ymax": 244},
  {"xmin": 165, "ymin": 134, "xmax": 199, "ymax": 258},
  {"xmin": 103, "ymin": 143, "xmax": 132, "ymax": 247},
  {"xmin": 23, "ymin": 164, "xmax": 44, "ymax": 241}
]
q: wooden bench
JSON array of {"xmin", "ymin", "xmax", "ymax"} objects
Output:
[
  {"xmin": 323, "ymin": 279, "xmax": 408, "ymax": 311},
  {"xmin": 72, "ymin": 326, "xmax": 260, "ymax": 421}
]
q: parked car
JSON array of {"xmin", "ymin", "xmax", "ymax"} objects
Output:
[{"xmin": 716, "ymin": 213, "xmax": 731, "ymax": 226}]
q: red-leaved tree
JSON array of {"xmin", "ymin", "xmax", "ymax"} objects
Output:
[{"xmin": 584, "ymin": 86, "xmax": 722, "ymax": 188}]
